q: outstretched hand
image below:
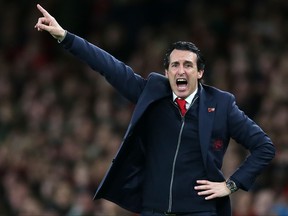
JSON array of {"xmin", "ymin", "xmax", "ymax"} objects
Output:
[{"xmin": 34, "ymin": 4, "xmax": 66, "ymax": 41}]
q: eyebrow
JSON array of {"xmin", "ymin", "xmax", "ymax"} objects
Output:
[{"xmin": 171, "ymin": 60, "xmax": 194, "ymax": 65}]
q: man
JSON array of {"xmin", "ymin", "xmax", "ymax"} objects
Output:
[{"xmin": 35, "ymin": 4, "xmax": 275, "ymax": 216}]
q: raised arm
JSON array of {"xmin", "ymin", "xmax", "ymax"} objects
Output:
[
  {"xmin": 34, "ymin": 4, "xmax": 146, "ymax": 103},
  {"xmin": 34, "ymin": 4, "xmax": 66, "ymax": 41}
]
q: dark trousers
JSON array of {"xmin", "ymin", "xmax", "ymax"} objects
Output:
[{"xmin": 140, "ymin": 210, "xmax": 217, "ymax": 216}]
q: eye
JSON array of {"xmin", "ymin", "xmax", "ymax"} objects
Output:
[
  {"xmin": 185, "ymin": 63, "xmax": 193, "ymax": 68},
  {"xmin": 170, "ymin": 62, "xmax": 179, "ymax": 68}
]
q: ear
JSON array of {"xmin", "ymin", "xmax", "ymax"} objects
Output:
[
  {"xmin": 197, "ymin": 70, "xmax": 204, "ymax": 79},
  {"xmin": 165, "ymin": 70, "xmax": 168, "ymax": 77}
]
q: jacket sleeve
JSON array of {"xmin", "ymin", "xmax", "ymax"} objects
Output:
[
  {"xmin": 227, "ymin": 95, "xmax": 275, "ymax": 191},
  {"xmin": 60, "ymin": 32, "xmax": 146, "ymax": 104}
]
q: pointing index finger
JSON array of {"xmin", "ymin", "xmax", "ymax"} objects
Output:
[{"xmin": 37, "ymin": 4, "xmax": 52, "ymax": 18}]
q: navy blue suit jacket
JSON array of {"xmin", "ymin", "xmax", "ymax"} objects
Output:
[{"xmin": 61, "ymin": 32, "xmax": 275, "ymax": 215}]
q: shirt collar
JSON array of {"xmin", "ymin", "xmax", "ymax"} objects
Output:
[{"xmin": 173, "ymin": 87, "xmax": 198, "ymax": 106}]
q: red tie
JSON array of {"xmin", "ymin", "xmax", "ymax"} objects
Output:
[{"xmin": 175, "ymin": 98, "xmax": 187, "ymax": 116}]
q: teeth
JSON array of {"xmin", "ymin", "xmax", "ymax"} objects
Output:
[
  {"xmin": 177, "ymin": 78, "xmax": 186, "ymax": 82},
  {"xmin": 176, "ymin": 78, "xmax": 187, "ymax": 85}
]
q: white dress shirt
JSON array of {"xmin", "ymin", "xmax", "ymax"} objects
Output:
[{"xmin": 173, "ymin": 87, "xmax": 198, "ymax": 110}]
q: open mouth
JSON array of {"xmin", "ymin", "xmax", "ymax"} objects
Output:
[{"xmin": 176, "ymin": 78, "xmax": 188, "ymax": 90}]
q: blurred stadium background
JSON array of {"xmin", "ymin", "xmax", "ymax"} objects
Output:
[{"xmin": 0, "ymin": 0, "xmax": 287, "ymax": 215}]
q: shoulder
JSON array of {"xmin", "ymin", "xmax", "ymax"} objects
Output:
[
  {"xmin": 141, "ymin": 72, "xmax": 171, "ymax": 97},
  {"xmin": 200, "ymin": 84, "xmax": 236, "ymax": 107},
  {"xmin": 147, "ymin": 72, "xmax": 167, "ymax": 81},
  {"xmin": 146, "ymin": 72, "xmax": 169, "ymax": 87},
  {"xmin": 201, "ymin": 84, "xmax": 234, "ymax": 99}
]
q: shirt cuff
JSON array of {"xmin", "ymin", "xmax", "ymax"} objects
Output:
[{"xmin": 57, "ymin": 30, "xmax": 67, "ymax": 43}]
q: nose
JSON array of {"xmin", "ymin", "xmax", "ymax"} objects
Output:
[{"xmin": 177, "ymin": 65, "xmax": 185, "ymax": 76}]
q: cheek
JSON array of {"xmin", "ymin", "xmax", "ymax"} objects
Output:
[
  {"xmin": 166, "ymin": 70, "xmax": 176, "ymax": 80},
  {"xmin": 166, "ymin": 73, "xmax": 176, "ymax": 87}
]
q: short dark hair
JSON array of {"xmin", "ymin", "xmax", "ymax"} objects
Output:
[{"xmin": 163, "ymin": 41, "xmax": 205, "ymax": 71}]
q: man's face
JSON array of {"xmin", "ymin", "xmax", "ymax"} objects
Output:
[{"xmin": 165, "ymin": 49, "xmax": 204, "ymax": 98}]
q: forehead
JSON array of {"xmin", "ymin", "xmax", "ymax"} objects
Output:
[{"xmin": 170, "ymin": 49, "xmax": 197, "ymax": 63}]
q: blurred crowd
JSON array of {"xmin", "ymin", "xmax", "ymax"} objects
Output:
[{"xmin": 0, "ymin": 0, "xmax": 288, "ymax": 215}]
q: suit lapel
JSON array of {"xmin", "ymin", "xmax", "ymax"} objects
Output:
[{"xmin": 198, "ymin": 85, "xmax": 216, "ymax": 168}]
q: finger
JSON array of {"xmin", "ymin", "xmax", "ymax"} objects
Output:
[
  {"xmin": 196, "ymin": 180, "xmax": 209, "ymax": 185},
  {"xmin": 37, "ymin": 4, "xmax": 52, "ymax": 18},
  {"xmin": 36, "ymin": 17, "xmax": 50, "ymax": 26},
  {"xmin": 35, "ymin": 17, "xmax": 53, "ymax": 31},
  {"xmin": 197, "ymin": 189, "xmax": 213, "ymax": 196},
  {"xmin": 194, "ymin": 185, "xmax": 211, "ymax": 190},
  {"xmin": 197, "ymin": 189, "xmax": 219, "ymax": 200},
  {"xmin": 204, "ymin": 194, "xmax": 217, "ymax": 200},
  {"xmin": 35, "ymin": 23, "xmax": 53, "ymax": 32}
]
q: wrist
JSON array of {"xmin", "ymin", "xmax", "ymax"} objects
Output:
[
  {"xmin": 226, "ymin": 179, "xmax": 238, "ymax": 193},
  {"xmin": 57, "ymin": 29, "xmax": 67, "ymax": 43}
]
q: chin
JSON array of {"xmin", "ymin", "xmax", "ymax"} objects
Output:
[{"xmin": 176, "ymin": 92, "xmax": 188, "ymax": 98}]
